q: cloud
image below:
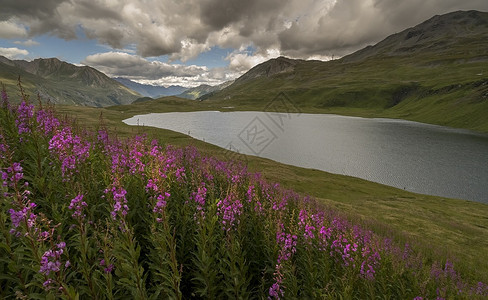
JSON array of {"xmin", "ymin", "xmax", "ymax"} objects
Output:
[
  {"xmin": 0, "ymin": 20, "xmax": 28, "ymax": 39},
  {"xmin": 82, "ymin": 51, "xmax": 236, "ymax": 87},
  {"xmin": 83, "ymin": 52, "xmax": 208, "ymax": 78},
  {"xmin": 0, "ymin": 47, "xmax": 29, "ymax": 59},
  {"xmin": 226, "ymin": 48, "xmax": 281, "ymax": 72},
  {"xmin": 2, "ymin": 0, "xmax": 488, "ymax": 73},
  {"xmin": 14, "ymin": 39, "xmax": 40, "ymax": 47}
]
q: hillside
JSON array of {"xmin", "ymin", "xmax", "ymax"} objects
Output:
[
  {"xmin": 206, "ymin": 10, "xmax": 488, "ymax": 132},
  {"xmin": 177, "ymin": 81, "xmax": 234, "ymax": 100},
  {"xmin": 0, "ymin": 56, "xmax": 140, "ymax": 106},
  {"xmin": 113, "ymin": 77, "xmax": 187, "ymax": 98},
  {"xmin": 2, "ymin": 90, "xmax": 488, "ymax": 298}
]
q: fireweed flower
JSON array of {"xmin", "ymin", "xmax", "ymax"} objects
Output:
[
  {"xmin": 192, "ymin": 182, "xmax": 207, "ymax": 219},
  {"xmin": 15, "ymin": 101, "xmax": 34, "ymax": 135},
  {"xmin": 127, "ymin": 135, "xmax": 147, "ymax": 175},
  {"xmin": 217, "ymin": 192, "xmax": 243, "ymax": 231},
  {"xmin": 39, "ymin": 242, "xmax": 68, "ymax": 276},
  {"xmin": 1, "ymin": 88, "xmax": 10, "ymax": 109},
  {"xmin": 2, "ymin": 162, "xmax": 24, "ymax": 188},
  {"xmin": 68, "ymin": 194, "xmax": 87, "ymax": 219},
  {"xmin": 268, "ymin": 264, "xmax": 285, "ymax": 299},
  {"xmin": 270, "ymin": 226, "xmax": 297, "ymax": 300},
  {"xmin": 145, "ymin": 178, "xmax": 159, "ymax": 193},
  {"xmin": 246, "ymin": 184, "xmax": 255, "ymax": 203},
  {"xmin": 276, "ymin": 230, "xmax": 298, "ymax": 264},
  {"xmin": 106, "ymin": 184, "xmax": 129, "ymax": 221},
  {"xmin": 36, "ymin": 108, "xmax": 60, "ymax": 135},
  {"xmin": 9, "ymin": 202, "xmax": 36, "ymax": 229},
  {"xmin": 153, "ymin": 192, "xmax": 170, "ymax": 223},
  {"xmin": 49, "ymin": 127, "xmax": 91, "ymax": 179},
  {"xmin": 0, "ymin": 134, "xmax": 9, "ymax": 160}
]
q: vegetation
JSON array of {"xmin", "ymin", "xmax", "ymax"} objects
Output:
[
  {"xmin": 2, "ymin": 85, "xmax": 488, "ymax": 299},
  {"xmin": 202, "ymin": 11, "xmax": 488, "ymax": 133},
  {"xmin": 54, "ymin": 94, "xmax": 488, "ymax": 286}
]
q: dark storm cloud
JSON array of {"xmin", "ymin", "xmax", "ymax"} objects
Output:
[
  {"xmin": 0, "ymin": 0, "xmax": 65, "ymax": 20},
  {"xmin": 278, "ymin": 0, "xmax": 488, "ymax": 57},
  {"xmin": 2, "ymin": 0, "xmax": 488, "ymax": 74}
]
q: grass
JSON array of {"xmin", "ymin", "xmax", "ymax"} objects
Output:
[
  {"xmin": 55, "ymin": 99, "xmax": 488, "ymax": 284},
  {"xmin": 9, "ymin": 92, "xmax": 488, "ymax": 298},
  {"xmin": 203, "ymin": 42, "xmax": 488, "ymax": 133}
]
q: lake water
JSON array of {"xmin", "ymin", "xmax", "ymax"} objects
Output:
[{"xmin": 123, "ymin": 111, "xmax": 488, "ymax": 204}]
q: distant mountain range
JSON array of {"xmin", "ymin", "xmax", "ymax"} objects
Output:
[
  {"xmin": 0, "ymin": 56, "xmax": 140, "ymax": 107},
  {"xmin": 113, "ymin": 77, "xmax": 187, "ymax": 98},
  {"xmin": 207, "ymin": 10, "xmax": 488, "ymax": 131}
]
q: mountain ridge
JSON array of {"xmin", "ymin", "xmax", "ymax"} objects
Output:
[
  {"xmin": 113, "ymin": 77, "xmax": 187, "ymax": 98},
  {"xmin": 0, "ymin": 56, "xmax": 140, "ymax": 107},
  {"xmin": 206, "ymin": 10, "xmax": 488, "ymax": 132}
]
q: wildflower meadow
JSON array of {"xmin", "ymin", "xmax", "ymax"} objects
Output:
[{"xmin": 0, "ymin": 87, "xmax": 487, "ymax": 299}]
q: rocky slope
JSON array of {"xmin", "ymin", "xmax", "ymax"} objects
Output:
[{"xmin": 0, "ymin": 56, "xmax": 140, "ymax": 106}]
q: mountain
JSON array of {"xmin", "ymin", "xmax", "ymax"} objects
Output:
[
  {"xmin": 0, "ymin": 56, "xmax": 140, "ymax": 107},
  {"xmin": 113, "ymin": 77, "xmax": 187, "ymax": 98},
  {"xmin": 206, "ymin": 10, "xmax": 488, "ymax": 132},
  {"xmin": 233, "ymin": 57, "xmax": 302, "ymax": 86},
  {"xmin": 342, "ymin": 10, "xmax": 488, "ymax": 62},
  {"xmin": 177, "ymin": 81, "xmax": 234, "ymax": 100}
]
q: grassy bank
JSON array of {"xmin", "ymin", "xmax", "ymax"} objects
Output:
[{"xmin": 55, "ymin": 99, "xmax": 488, "ymax": 285}]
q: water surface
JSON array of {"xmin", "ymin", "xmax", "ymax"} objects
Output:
[{"xmin": 123, "ymin": 111, "xmax": 488, "ymax": 203}]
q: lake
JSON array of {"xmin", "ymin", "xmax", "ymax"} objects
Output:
[{"xmin": 123, "ymin": 111, "xmax": 488, "ymax": 204}]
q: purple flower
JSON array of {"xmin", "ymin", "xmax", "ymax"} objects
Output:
[
  {"xmin": 68, "ymin": 194, "xmax": 87, "ymax": 219},
  {"xmin": 49, "ymin": 127, "xmax": 91, "ymax": 179},
  {"xmin": 9, "ymin": 202, "xmax": 36, "ymax": 228},
  {"xmin": 3, "ymin": 162, "xmax": 24, "ymax": 188},
  {"xmin": 192, "ymin": 182, "xmax": 207, "ymax": 207},
  {"xmin": 106, "ymin": 183, "xmax": 129, "ymax": 221},
  {"xmin": 43, "ymin": 279, "xmax": 53, "ymax": 290},
  {"xmin": 36, "ymin": 108, "xmax": 60, "ymax": 135},
  {"xmin": 15, "ymin": 101, "xmax": 34, "ymax": 135},
  {"xmin": 104, "ymin": 264, "xmax": 114, "ymax": 274},
  {"xmin": 1, "ymin": 88, "xmax": 10, "ymax": 108},
  {"xmin": 246, "ymin": 184, "xmax": 255, "ymax": 202},
  {"xmin": 217, "ymin": 192, "xmax": 243, "ymax": 231},
  {"xmin": 268, "ymin": 282, "xmax": 283, "ymax": 299},
  {"xmin": 276, "ymin": 226, "xmax": 297, "ymax": 264},
  {"xmin": 40, "ymin": 242, "xmax": 68, "ymax": 276}
]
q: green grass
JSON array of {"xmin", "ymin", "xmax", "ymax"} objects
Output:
[
  {"xmin": 55, "ymin": 101, "xmax": 488, "ymax": 284},
  {"xmin": 203, "ymin": 44, "xmax": 488, "ymax": 133}
]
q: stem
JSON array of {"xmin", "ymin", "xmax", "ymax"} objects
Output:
[
  {"xmin": 0, "ymin": 213, "xmax": 29, "ymax": 295},
  {"xmin": 162, "ymin": 214, "xmax": 182, "ymax": 300},
  {"xmin": 79, "ymin": 222, "xmax": 97, "ymax": 299}
]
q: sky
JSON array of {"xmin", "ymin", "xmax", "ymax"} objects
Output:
[{"xmin": 1, "ymin": 0, "xmax": 488, "ymax": 87}]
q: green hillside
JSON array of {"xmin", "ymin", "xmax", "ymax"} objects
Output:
[{"xmin": 206, "ymin": 10, "xmax": 488, "ymax": 132}]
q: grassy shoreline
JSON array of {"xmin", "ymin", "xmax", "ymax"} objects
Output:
[{"xmin": 55, "ymin": 101, "xmax": 488, "ymax": 284}]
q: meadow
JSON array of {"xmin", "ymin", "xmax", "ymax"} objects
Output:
[{"xmin": 1, "ymin": 87, "xmax": 488, "ymax": 300}]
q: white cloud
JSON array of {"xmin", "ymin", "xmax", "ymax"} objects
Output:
[
  {"xmin": 226, "ymin": 48, "xmax": 281, "ymax": 72},
  {"xmin": 82, "ymin": 51, "xmax": 236, "ymax": 87},
  {"xmin": 14, "ymin": 39, "xmax": 40, "ymax": 47},
  {"xmin": 0, "ymin": 47, "xmax": 29, "ymax": 59},
  {"xmin": 0, "ymin": 20, "xmax": 28, "ymax": 39}
]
